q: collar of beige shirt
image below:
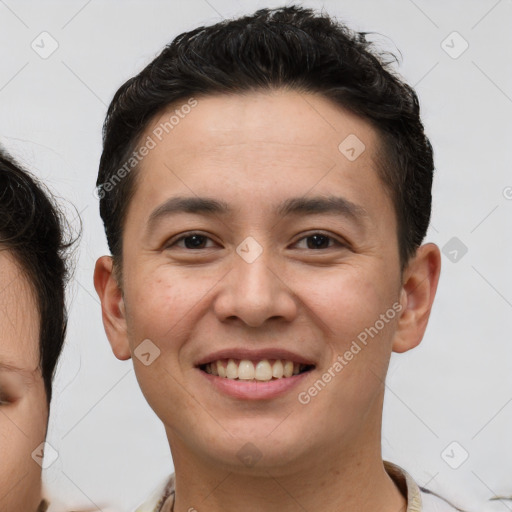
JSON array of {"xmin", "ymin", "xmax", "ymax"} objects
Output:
[{"xmin": 135, "ymin": 461, "xmax": 462, "ymax": 512}]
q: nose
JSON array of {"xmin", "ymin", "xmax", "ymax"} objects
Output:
[{"xmin": 213, "ymin": 247, "xmax": 298, "ymax": 327}]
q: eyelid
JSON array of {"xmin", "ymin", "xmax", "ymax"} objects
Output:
[
  {"xmin": 293, "ymin": 230, "xmax": 345, "ymax": 245},
  {"xmin": 0, "ymin": 390, "xmax": 11, "ymax": 405},
  {"xmin": 166, "ymin": 231, "xmax": 219, "ymax": 249},
  {"xmin": 0, "ymin": 372, "xmax": 34, "ymax": 401}
]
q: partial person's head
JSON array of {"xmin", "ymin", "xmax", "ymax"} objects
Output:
[
  {"xmin": 95, "ymin": 5, "xmax": 441, "ymax": 474},
  {"xmin": 0, "ymin": 148, "xmax": 70, "ymax": 511}
]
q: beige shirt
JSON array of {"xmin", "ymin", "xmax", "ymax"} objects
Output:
[
  {"xmin": 135, "ymin": 461, "xmax": 463, "ymax": 512},
  {"xmin": 37, "ymin": 498, "xmax": 118, "ymax": 512}
]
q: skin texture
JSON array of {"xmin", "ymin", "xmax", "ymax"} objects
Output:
[
  {"xmin": 0, "ymin": 250, "xmax": 47, "ymax": 512},
  {"xmin": 95, "ymin": 89, "xmax": 441, "ymax": 512}
]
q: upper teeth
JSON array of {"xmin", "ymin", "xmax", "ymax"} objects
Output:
[{"xmin": 204, "ymin": 359, "xmax": 305, "ymax": 381}]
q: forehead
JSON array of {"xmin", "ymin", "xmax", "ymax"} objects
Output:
[
  {"xmin": 0, "ymin": 250, "xmax": 40, "ymax": 372},
  {"xmin": 127, "ymin": 90, "xmax": 393, "ymax": 227},
  {"xmin": 147, "ymin": 90, "xmax": 380, "ymax": 164}
]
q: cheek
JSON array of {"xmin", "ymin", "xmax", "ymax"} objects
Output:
[
  {"xmin": 125, "ymin": 268, "xmax": 212, "ymax": 341},
  {"xmin": 299, "ymin": 266, "xmax": 400, "ymax": 412},
  {"xmin": 0, "ymin": 418, "xmax": 36, "ymax": 471},
  {"xmin": 124, "ymin": 271, "xmax": 207, "ymax": 400},
  {"xmin": 308, "ymin": 272, "xmax": 398, "ymax": 402},
  {"xmin": 299, "ymin": 267, "xmax": 398, "ymax": 341},
  {"xmin": 0, "ymin": 399, "xmax": 47, "ymax": 509}
]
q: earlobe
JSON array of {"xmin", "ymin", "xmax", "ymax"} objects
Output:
[
  {"xmin": 93, "ymin": 256, "xmax": 132, "ymax": 361},
  {"xmin": 392, "ymin": 243, "xmax": 441, "ymax": 353}
]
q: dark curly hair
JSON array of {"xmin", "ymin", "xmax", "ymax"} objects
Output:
[
  {"xmin": 97, "ymin": 5, "xmax": 434, "ymax": 269},
  {"xmin": 0, "ymin": 147, "xmax": 72, "ymax": 403}
]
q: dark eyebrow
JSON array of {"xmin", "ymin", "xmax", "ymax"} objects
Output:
[
  {"xmin": 147, "ymin": 194, "xmax": 368, "ymax": 230},
  {"xmin": 148, "ymin": 197, "xmax": 232, "ymax": 228},
  {"xmin": 275, "ymin": 195, "xmax": 368, "ymax": 221}
]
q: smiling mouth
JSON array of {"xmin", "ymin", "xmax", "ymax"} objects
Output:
[{"xmin": 199, "ymin": 358, "xmax": 315, "ymax": 382}]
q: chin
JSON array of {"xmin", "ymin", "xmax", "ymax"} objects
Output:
[{"xmin": 211, "ymin": 427, "xmax": 312, "ymax": 471}]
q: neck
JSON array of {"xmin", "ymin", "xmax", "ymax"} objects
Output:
[{"xmin": 167, "ymin": 432, "xmax": 407, "ymax": 512}]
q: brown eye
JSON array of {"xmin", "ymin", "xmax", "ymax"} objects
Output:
[
  {"xmin": 181, "ymin": 234, "xmax": 209, "ymax": 249},
  {"xmin": 167, "ymin": 232, "xmax": 217, "ymax": 250},
  {"xmin": 306, "ymin": 234, "xmax": 331, "ymax": 249},
  {"xmin": 294, "ymin": 232, "xmax": 344, "ymax": 250}
]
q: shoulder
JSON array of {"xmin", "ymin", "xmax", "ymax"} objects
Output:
[
  {"xmin": 43, "ymin": 503, "xmax": 118, "ymax": 512},
  {"xmin": 384, "ymin": 461, "xmax": 467, "ymax": 512},
  {"xmin": 134, "ymin": 474, "xmax": 175, "ymax": 512},
  {"xmin": 420, "ymin": 488, "xmax": 466, "ymax": 512},
  {"xmin": 43, "ymin": 501, "xmax": 119, "ymax": 512}
]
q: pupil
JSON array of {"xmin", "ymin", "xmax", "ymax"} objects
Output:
[
  {"xmin": 308, "ymin": 234, "xmax": 329, "ymax": 249},
  {"xmin": 185, "ymin": 235, "xmax": 205, "ymax": 249}
]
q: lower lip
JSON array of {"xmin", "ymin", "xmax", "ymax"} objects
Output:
[{"xmin": 198, "ymin": 368, "xmax": 312, "ymax": 400}]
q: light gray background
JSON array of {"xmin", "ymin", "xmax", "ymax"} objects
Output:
[{"xmin": 0, "ymin": 1, "xmax": 511, "ymax": 511}]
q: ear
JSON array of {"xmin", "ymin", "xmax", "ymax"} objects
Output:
[
  {"xmin": 93, "ymin": 256, "xmax": 131, "ymax": 360},
  {"xmin": 392, "ymin": 243, "xmax": 441, "ymax": 353}
]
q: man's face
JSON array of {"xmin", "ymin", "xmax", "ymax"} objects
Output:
[
  {"xmin": 98, "ymin": 90, "xmax": 425, "ymax": 472},
  {"xmin": 0, "ymin": 251, "xmax": 47, "ymax": 511}
]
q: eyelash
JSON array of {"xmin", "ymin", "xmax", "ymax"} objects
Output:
[{"xmin": 167, "ymin": 231, "xmax": 346, "ymax": 251}]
